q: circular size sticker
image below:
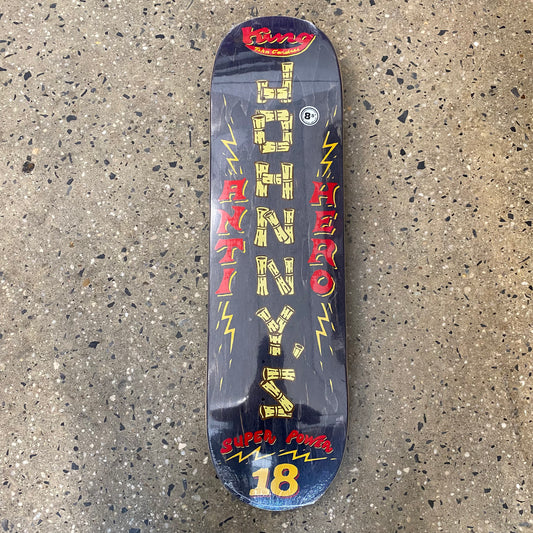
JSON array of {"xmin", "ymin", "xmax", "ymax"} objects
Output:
[{"xmin": 299, "ymin": 106, "xmax": 319, "ymax": 126}]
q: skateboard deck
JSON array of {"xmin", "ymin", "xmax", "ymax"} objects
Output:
[{"xmin": 208, "ymin": 16, "xmax": 346, "ymax": 510}]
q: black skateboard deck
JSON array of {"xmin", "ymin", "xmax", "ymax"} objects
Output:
[{"xmin": 208, "ymin": 16, "xmax": 346, "ymax": 510}]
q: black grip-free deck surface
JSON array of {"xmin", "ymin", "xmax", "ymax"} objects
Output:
[{"xmin": 208, "ymin": 16, "xmax": 346, "ymax": 510}]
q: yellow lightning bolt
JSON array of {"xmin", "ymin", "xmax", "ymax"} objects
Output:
[
  {"xmin": 328, "ymin": 303, "xmax": 335, "ymax": 332},
  {"xmin": 278, "ymin": 449, "xmax": 328, "ymax": 462},
  {"xmin": 221, "ymin": 122, "xmax": 239, "ymax": 174},
  {"xmin": 226, "ymin": 446, "xmax": 276, "ymax": 463},
  {"xmin": 315, "ymin": 302, "xmax": 331, "ymax": 356},
  {"xmin": 217, "ymin": 300, "xmax": 235, "ymax": 353},
  {"xmin": 320, "ymin": 130, "xmax": 338, "ymax": 177}
]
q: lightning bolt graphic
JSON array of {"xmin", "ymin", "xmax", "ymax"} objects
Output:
[
  {"xmin": 328, "ymin": 303, "xmax": 335, "ymax": 330},
  {"xmin": 320, "ymin": 130, "xmax": 338, "ymax": 177},
  {"xmin": 226, "ymin": 446, "xmax": 276, "ymax": 463},
  {"xmin": 315, "ymin": 302, "xmax": 331, "ymax": 356},
  {"xmin": 278, "ymin": 449, "xmax": 328, "ymax": 462},
  {"xmin": 217, "ymin": 300, "xmax": 235, "ymax": 353},
  {"xmin": 221, "ymin": 122, "xmax": 239, "ymax": 174}
]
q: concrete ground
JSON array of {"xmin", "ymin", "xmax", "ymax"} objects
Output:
[{"xmin": 1, "ymin": 0, "xmax": 532, "ymax": 531}]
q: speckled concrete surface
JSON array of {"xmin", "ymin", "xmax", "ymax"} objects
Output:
[{"xmin": 0, "ymin": 1, "xmax": 531, "ymax": 532}]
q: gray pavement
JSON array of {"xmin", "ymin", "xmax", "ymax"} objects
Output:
[{"xmin": 1, "ymin": 1, "xmax": 532, "ymax": 531}]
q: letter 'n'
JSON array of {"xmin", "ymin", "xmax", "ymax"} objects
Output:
[
  {"xmin": 256, "ymin": 256, "xmax": 294, "ymax": 296},
  {"xmin": 254, "ymin": 207, "xmax": 294, "ymax": 247}
]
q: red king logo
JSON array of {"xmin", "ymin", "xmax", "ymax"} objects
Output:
[{"xmin": 242, "ymin": 26, "xmax": 315, "ymax": 57}]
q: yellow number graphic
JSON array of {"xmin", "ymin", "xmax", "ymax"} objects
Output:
[
  {"xmin": 250, "ymin": 468, "xmax": 270, "ymax": 496},
  {"xmin": 250, "ymin": 463, "xmax": 299, "ymax": 498},
  {"xmin": 271, "ymin": 463, "xmax": 299, "ymax": 497}
]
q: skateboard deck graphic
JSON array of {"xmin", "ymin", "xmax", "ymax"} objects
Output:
[{"xmin": 208, "ymin": 16, "xmax": 346, "ymax": 510}]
